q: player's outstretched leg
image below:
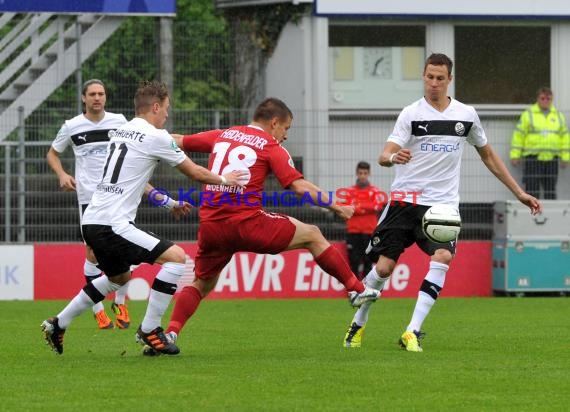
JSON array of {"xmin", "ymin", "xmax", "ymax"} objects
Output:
[{"xmin": 343, "ymin": 269, "xmax": 390, "ymax": 348}]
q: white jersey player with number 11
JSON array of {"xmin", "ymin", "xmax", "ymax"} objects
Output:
[{"xmin": 42, "ymin": 80, "xmax": 247, "ymax": 356}]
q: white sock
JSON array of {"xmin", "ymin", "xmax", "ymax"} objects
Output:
[
  {"xmin": 352, "ymin": 269, "xmax": 389, "ymax": 326},
  {"xmin": 407, "ymin": 261, "xmax": 448, "ymax": 332},
  {"xmin": 84, "ymin": 259, "xmax": 101, "ymax": 278},
  {"xmin": 57, "ymin": 291, "xmax": 94, "ymax": 329},
  {"xmin": 141, "ymin": 262, "xmax": 185, "ymax": 333},
  {"xmin": 84, "ymin": 259, "xmax": 104, "ymax": 314},
  {"xmin": 114, "ymin": 282, "xmax": 128, "ymax": 305},
  {"xmin": 91, "ymin": 302, "xmax": 104, "ymax": 314},
  {"xmin": 57, "ymin": 276, "xmax": 121, "ymax": 329}
]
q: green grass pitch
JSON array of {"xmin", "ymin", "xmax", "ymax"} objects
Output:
[{"xmin": 1, "ymin": 297, "xmax": 569, "ymax": 411}]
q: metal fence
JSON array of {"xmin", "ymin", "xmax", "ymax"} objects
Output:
[
  {"xmin": 2, "ymin": 17, "xmax": 566, "ymax": 244},
  {"xmin": 0, "ymin": 107, "xmax": 346, "ymax": 244},
  {"xmin": 1, "ymin": 107, "xmax": 539, "ymax": 244}
]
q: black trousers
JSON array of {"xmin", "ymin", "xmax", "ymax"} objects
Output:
[
  {"xmin": 522, "ymin": 156, "xmax": 559, "ymax": 200},
  {"xmin": 346, "ymin": 233, "xmax": 373, "ymax": 280}
]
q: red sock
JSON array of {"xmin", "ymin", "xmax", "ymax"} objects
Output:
[
  {"xmin": 166, "ymin": 286, "xmax": 203, "ymax": 335},
  {"xmin": 314, "ymin": 245, "xmax": 364, "ymax": 292}
]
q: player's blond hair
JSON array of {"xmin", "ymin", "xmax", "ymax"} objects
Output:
[{"xmin": 134, "ymin": 80, "xmax": 169, "ymax": 115}]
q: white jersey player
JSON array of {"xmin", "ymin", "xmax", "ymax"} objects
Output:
[
  {"xmin": 83, "ymin": 117, "xmax": 184, "ymax": 225},
  {"xmin": 343, "ymin": 53, "xmax": 541, "ymax": 352},
  {"xmin": 51, "ymin": 110, "xmax": 127, "ymax": 205},
  {"xmin": 46, "ymin": 79, "xmax": 131, "ymax": 330},
  {"xmin": 388, "ymin": 97, "xmax": 487, "ymax": 209},
  {"xmin": 42, "ymin": 80, "xmax": 246, "ymax": 356}
]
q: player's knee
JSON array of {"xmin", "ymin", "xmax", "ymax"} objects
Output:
[
  {"xmin": 85, "ymin": 247, "xmax": 97, "ymax": 263},
  {"xmin": 305, "ymin": 223, "xmax": 323, "ymax": 240},
  {"xmin": 375, "ymin": 261, "xmax": 394, "ymax": 278},
  {"xmin": 375, "ymin": 266, "xmax": 391, "ymax": 278},
  {"xmin": 109, "ymin": 272, "xmax": 131, "ymax": 286},
  {"xmin": 170, "ymin": 245, "xmax": 187, "ymax": 263},
  {"xmin": 161, "ymin": 244, "xmax": 186, "ymax": 264},
  {"xmin": 292, "ymin": 222, "xmax": 328, "ymax": 252},
  {"xmin": 433, "ymin": 248, "xmax": 453, "ymax": 264}
]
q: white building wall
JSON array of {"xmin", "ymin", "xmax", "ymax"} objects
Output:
[
  {"xmin": 551, "ymin": 23, "xmax": 570, "ymax": 113},
  {"xmin": 426, "ymin": 22, "xmax": 455, "ymax": 97},
  {"xmin": 265, "ymin": 21, "xmax": 306, "ymax": 115},
  {"xmin": 265, "ymin": 15, "xmax": 570, "ymax": 201}
]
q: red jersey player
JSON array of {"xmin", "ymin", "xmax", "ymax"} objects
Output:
[
  {"xmin": 344, "ymin": 161, "xmax": 382, "ymax": 279},
  {"xmin": 147, "ymin": 98, "xmax": 380, "ymax": 355}
]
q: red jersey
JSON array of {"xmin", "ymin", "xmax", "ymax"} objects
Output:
[
  {"xmin": 182, "ymin": 125, "xmax": 303, "ymax": 221},
  {"xmin": 345, "ymin": 182, "xmax": 381, "ymax": 234}
]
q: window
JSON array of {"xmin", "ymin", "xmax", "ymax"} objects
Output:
[
  {"xmin": 328, "ymin": 23, "xmax": 426, "ymax": 109},
  {"xmin": 454, "ymin": 26, "xmax": 550, "ymax": 104}
]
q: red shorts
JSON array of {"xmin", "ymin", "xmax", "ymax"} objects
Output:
[{"xmin": 194, "ymin": 210, "xmax": 296, "ymax": 279}]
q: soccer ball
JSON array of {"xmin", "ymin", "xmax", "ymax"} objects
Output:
[{"xmin": 422, "ymin": 204, "xmax": 461, "ymax": 243}]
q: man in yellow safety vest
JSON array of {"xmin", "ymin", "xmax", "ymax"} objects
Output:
[{"xmin": 510, "ymin": 87, "xmax": 570, "ymax": 199}]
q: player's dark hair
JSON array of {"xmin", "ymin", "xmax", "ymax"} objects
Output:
[
  {"xmin": 82, "ymin": 79, "xmax": 105, "ymax": 95},
  {"xmin": 424, "ymin": 53, "xmax": 453, "ymax": 76},
  {"xmin": 81, "ymin": 79, "xmax": 105, "ymax": 114},
  {"xmin": 134, "ymin": 80, "xmax": 169, "ymax": 115},
  {"xmin": 356, "ymin": 161, "xmax": 370, "ymax": 171},
  {"xmin": 253, "ymin": 97, "xmax": 293, "ymax": 122}
]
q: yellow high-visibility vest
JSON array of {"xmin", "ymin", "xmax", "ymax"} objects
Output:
[{"xmin": 510, "ymin": 103, "xmax": 570, "ymax": 162}]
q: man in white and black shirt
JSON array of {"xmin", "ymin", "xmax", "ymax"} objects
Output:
[
  {"xmin": 343, "ymin": 53, "xmax": 542, "ymax": 352},
  {"xmin": 42, "ymin": 80, "xmax": 246, "ymax": 356},
  {"xmin": 47, "ymin": 79, "xmax": 131, "ymax": 330}
]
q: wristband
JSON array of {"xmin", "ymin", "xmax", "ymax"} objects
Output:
[
  {"xmin": 389, "ymin": 153, "xmax": 397, "ymax": 164},
  {"xmin": 220, "ymin": 175, "xmax": 228, "ymax": 185},
  {"xmin": 162, "ymin": 197, "xmax": 177, "ymax": 210}
]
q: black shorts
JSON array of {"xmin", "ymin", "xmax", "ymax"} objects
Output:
[
  {"xmin": 366, "ymin": 202, "xmax": 457, "ymax": 263},
  {"xmin": 82, "ymin": 222, "xmax": 173, "ymax": 277}
]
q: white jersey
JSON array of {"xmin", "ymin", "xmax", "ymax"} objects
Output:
[
  {"xmin": 51, "ymin": 111, "xmax": 127, "ymax": 204},
  {"xmin": 388, "ymin": 97, "xmax": 488, "ymax": 208},
  {"xmin": 82, "ymin": 117, "xmax": 186, "ymax": 226}
]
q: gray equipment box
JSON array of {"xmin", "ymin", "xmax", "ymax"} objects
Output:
[
  {"xmin": 493, "ymin": 200, "xmax": 570, "ymax": 240},
  {"xmin": 492, "ymin": 200, "xmax": 570, "ymax": 294}
]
